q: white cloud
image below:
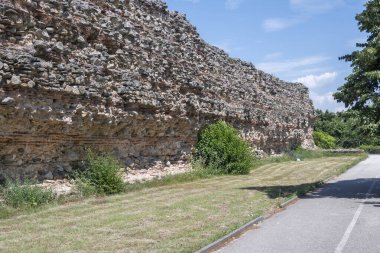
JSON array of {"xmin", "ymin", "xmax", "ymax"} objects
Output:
[
  {"xmin": 310, "ymin": 91, "xmax": 345, "ymax": 112},
  {"xmin": 311, "ymin": 91, "xmax": 335, "ymax": 104},
  {"xmin": 264, "ymin": 52, "xmax": 283, "ymax": 60},
  {"xmin": 285, "ymin": 67, "xmax": 329, "ymax": 79},
  {"xmin": 257, "ymin": 56, "xmax": 329, "ymax": 74},
  {"xmin": 290, "ymin": 0, "xmax": 344, "ymax": 13},
  {"xmin": 262, "ymin": 18, "xmax": 302, "ymax": 32},
  {"xmin": 225, "ymin": 0, "xmax": 244, "ymax": 10},
  {"xmin": 294, "ymin": 72, "xmax": 337, "ymax": 89},
  {"xmin": 263, "ymin": 0, "xmax": 345, "ymax": 32}
]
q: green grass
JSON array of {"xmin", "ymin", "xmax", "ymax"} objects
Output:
[
  {"xmin": 0, "ymin": 154, "xmax": 367, "ymax": 253},
  {"xmin": 253, "ymin": 148, "xmax": 364, "ymax": 167}
]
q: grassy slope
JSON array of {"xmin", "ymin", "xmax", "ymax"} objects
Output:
[{"xmin": 0, "ymin": 155, "xmax": 366, "ymax": 253}]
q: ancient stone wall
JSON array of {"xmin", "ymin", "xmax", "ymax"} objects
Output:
[{"xmin": 0, "ymin": 0, "xmax": 314, "ymax": 180}]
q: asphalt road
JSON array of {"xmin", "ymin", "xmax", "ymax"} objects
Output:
[{"xmin": 218, "ymin": 155, "xmax": 380, "ymax": 253}]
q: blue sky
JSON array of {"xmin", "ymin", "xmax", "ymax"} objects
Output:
[{"xmin": 165, "ymin": 0, "xmax": 368, "ymax": 112}]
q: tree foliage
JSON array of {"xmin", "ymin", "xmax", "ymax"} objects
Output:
[
  {"xmin": 334, "ymin": 0, "xmax": 380, "ymax": 123},
  {"xmin": 314, "ymin": 109, "xmax": 380, "ymax": 148},
  {"xmin": 313, "ymin": 131, "xmax": 336, "ymax": 149}
]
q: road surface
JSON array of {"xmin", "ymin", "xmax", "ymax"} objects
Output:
[{"xmin": 218, "ymin": 155, "xmax": 380, "ymax": 253}]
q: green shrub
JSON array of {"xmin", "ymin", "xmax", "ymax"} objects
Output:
[
  {"xmin": 360, "ymin": 145, "xmax": 380, "ymax": 154},
  {"xmin": 74, "ymin": 177, "xmax": 98, "ymax": 197},
  {"xmin": 2, "ymin": 180, "xmax": 55, "ymax": 208},
  {"xmin": 313, "ymin": 131, "xmax": 337, "ymax": 149},
  {"xmin": 194, "ymin": 121, "xmax": 255, "ymax": 175},
  {"xmin": 75, "ymin": 150, "xmax": 125, "ymax": 195}
]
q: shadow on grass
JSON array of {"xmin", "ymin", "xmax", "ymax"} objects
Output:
[
  {"xmin": 241, "ymin": 178, "xmax": 380, "ymax": 207},
  {"xmin": 240, "ymin": 182, "xmax": 323, "ymax": 199}
]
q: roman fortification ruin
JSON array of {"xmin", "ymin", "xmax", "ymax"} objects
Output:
[{"xmin": 0, "ymin": 0, "xmax": 315, "ymax": 180}]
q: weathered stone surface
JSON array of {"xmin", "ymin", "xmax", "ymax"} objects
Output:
[
  {"xmin": 1, "ymin": 97, "xmax": 14, "ymax": 105},
  {"xmin": 0, "ymin": 0, "xmax": 314, "ymax": 180}
]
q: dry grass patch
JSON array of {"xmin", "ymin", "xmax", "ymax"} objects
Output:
[{"xmin": 0, "ymin": 155, "xmax": 366, "ymax": 253}]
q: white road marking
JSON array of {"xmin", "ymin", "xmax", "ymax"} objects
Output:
[{"xmin": 334, "ymin": 170, "xmax": 380, "ymax": 253}]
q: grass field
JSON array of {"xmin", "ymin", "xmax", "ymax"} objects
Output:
[{"xmin": 0, "ymin": 155, "xmax": 366, "ymax": 253}]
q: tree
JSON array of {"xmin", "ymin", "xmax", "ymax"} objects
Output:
[
  {"xmin": 313, "ymin": 131, "xmax": 336, "ymax": 149},
  {"xmin": 314, "ymin": 109, "xmax": 380, "ymax": 147},
  {"xmin": 334, "ymin": 0, "xmax": 380, "ymax": 123}
]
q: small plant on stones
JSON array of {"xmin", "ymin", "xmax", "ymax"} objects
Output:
[{"xmin": 74, "ymin": 150, "xmax": 125, "ymax": 195}]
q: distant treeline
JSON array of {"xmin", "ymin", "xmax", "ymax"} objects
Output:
[{"xmin": 314, "ymin": 109, "xmax": 380, "ymax": 148}]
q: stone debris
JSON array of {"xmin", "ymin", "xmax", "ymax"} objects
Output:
[
  {"xmin": 0, "ymin": 0, "xmax": 314, "ymax": 180},
  {"xmin": 37, "ymin": 163, "xmax": 191, "ymax": 195},
  {"xmin": 37, "ymin": 179, "xmax": 74, "ymax": 196},
  {"xmin": 123, "ymin": 162, "xmax": 190, "ymax": 183}
]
